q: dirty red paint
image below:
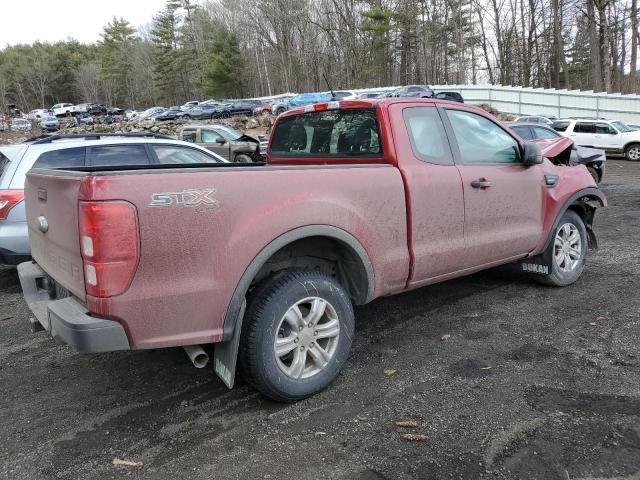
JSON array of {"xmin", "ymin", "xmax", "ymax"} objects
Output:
[{"xmin": 24, "ymin": 99, "xmax": 601, "ymax": 350}]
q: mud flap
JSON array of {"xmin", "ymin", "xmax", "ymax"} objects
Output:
[
  {"xmin": 213, "ymin": 299, "xmax": 246, "ymax": 389},
  {"xmin": 519, "ymin": 248, "xmax": 553, "ymax": 276}
]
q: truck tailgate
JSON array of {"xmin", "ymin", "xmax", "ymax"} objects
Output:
[{"xmin": 25, "ymin": 172, "xmax": 85, "ymax": 300}]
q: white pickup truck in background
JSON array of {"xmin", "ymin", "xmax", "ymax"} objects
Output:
[
  {"xmin": 552, "ymin": 118, "xmax": 640, "ymax": 161},
  {"xmin": 50, "ymin": 103, "xmax": 76, "ymax": 117}
]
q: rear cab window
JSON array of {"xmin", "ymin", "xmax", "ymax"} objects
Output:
[{"xmin": 271, "ymin": 109, "xmax": 381, "ymax": 157}]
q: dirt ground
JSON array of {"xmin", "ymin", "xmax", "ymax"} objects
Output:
[{"xmin": 1, "ymin": 160, "xmax": 639, "ymax": 480}]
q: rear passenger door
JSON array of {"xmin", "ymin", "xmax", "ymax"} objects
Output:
[
  {"xmin": 569, "ymin": 122, "xmax": 597, "ymax": 147},
  {"xmin": 389, "ymin": 103, "xmax": 467, "ymax": 284},
  {"xmin": 442, "ymin": 107, "xmax": 545, "ymax": 268}
]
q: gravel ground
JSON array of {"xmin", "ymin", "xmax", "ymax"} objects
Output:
[{"xmin": 1, "ymin": 160, "xmax": 639, "ymax": 480}]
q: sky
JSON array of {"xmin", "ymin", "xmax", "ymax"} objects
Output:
[{"xmin": 0, "ymin": 0, "xmax": 169, "ymax": 47}]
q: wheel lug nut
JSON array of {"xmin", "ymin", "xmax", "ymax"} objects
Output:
[
  {"xmin": 300, "ymin": 346, "xmax": 305, "ymax": 351},
  {"xmin": 310, "ymin": 342, "xmax": 315, "ymax": 348},
  {"xmin": 308, "ymin": 323, "xmax": 313, "ymax": 327},
  {"xmin": 294, "ymin": 338, "xmax": 299, "ymax": 343},
  {"xmin": 314, "ymin": 331, "xmax": 318, "ymax": 336}
]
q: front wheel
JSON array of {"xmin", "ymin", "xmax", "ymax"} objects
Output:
[
  {"xmin": 234, "ymin": 154, "xmax": 252, "ymax": 163},
  {"xmin": 625, "ymin": 143, "xmax": 640, "ymax": 161},
  {"xmin": 535, "ymin": 210, "xmax": 588, "ymax": 287},
  {"xmin": 239, "ymin": 270, "xmax": 354, "ymax": 402}
]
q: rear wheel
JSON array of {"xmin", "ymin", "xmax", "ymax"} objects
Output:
[
  {"xmin": 535, "ymin": 210, "xmax": 587, "ymax": 287},
  {"xmin": 239, "ymin": 270, "xmax": 354, "ymax": 402},
  {"xmin": 625, "ymin": 143, "xmax": 640, "ymax": 161}
]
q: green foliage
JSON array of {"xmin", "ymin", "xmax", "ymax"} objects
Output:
[
  {"xmin": 204, "ymin": 28, "xmax": 245, "ymax": 99},
  {"xmin": 151, "ymin": 1, "xmax": 182, "ymax": 104},
  {"xmin": 98, "ymin": 17, "xmax": 136, "ymax": 106}
]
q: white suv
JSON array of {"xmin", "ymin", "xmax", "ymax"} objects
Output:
[
  {"xmin": 552, "ymin": 119, "xmax": 640, "ymax": 161},
  {"xmin": 0, "ymin": 133, "xmax": 226, "ymax": 264}
]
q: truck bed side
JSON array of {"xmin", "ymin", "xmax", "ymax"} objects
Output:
[{"xmin": 25, "ymin": 164, "xmax": 409, "ymax": 349}]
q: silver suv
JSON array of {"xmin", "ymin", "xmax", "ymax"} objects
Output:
[{"xmin": 0, "ymin": 133, "xmax": 226, "ymax": 265}]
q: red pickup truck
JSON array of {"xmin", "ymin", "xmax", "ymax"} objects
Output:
[{"xmin": 18, "ymin": 99, "xmax": 605, "ymax": 401}]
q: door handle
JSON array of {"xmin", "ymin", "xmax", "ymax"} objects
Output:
[{"xmin": 471, "ymin": 179, "xmax": 491, "ymax": 189}]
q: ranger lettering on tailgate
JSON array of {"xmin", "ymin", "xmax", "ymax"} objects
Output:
[{"xmin": 149, "ymin": 188, "xmax": 219, "ymax": 209}]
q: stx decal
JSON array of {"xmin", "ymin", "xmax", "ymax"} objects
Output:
[{"xmin": 150, "ymin": 188, "xmax": 219, "ymax": 208}]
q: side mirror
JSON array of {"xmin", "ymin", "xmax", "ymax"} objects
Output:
[
  {"xmin": 216, "ymin": 138, "xmax": 226, "ymax": 145},
  {"xmin": 609, "ymin": 129, "xmax": 618, "ymax": 135},
  {"xmin": 522, "ymin": 142, "xmax": 543, "ymax": 165}
]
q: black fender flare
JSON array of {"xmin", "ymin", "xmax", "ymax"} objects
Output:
[
  {"xmin": 222, "ymin": 225, "xmax": 375, "ymax": 341},
  {"xmin": 542, "ymin": 187, "xmax": 607, "ymax": 252},
  {"xmin": 213, "ymin": 225, "xmax": 374, "ymax": 389}
]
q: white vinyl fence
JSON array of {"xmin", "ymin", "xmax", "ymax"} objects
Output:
[
  {"xmin": 254, "ymin": 84, "xmax": 640, "ymax": 125},
  {"xmin": 428, "ymin": 85, "xmax": 640, "ymax": 125}
]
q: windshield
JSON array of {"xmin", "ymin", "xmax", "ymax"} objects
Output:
[
  {"xmin": 611, "ymin": 121, "xmax": 636, "ymax": 133},
  {"xmin": 217, "ymin": 126, "xmax": 242, "ymax": 140}
]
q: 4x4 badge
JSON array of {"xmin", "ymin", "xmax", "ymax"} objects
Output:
[{"xmin": 150, "ymin": 188, "xmax": 219, "ymax": 209}]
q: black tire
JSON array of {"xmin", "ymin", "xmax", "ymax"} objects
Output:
[
  {"xmin": 239, "ymin": 270, "xmax": 354, "ymax": 402},
  {"xmin": 276, "ymin": 106, "xmax": 286, "ymax": 115},
  {"xmin": 624, "ymin": 143, "xmax": 640, "ymax": 161},
  {"xmin": 234, "ymin": 154, "xmax": 253, "ymax": 163},
  {"xmin": 183, "ymin": 114, "xmax": 191, "ymax": 119},
  {"xmin": 535, "ymin": 210, "xmax": 588, "ymax": 287}
]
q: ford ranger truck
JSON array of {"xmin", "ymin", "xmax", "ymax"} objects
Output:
[{"xmin": 18, "ymin": 99, "xmax": 606, "ymax": 402}]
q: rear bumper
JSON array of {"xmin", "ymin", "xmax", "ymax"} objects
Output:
[{"xmin": 17, "ymin": 262, "xmax": 130, "ymax": 353}]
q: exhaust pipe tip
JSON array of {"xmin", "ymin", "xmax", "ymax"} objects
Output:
[
  {"xmin": 30, "ymin": 317, "xmax": 44, "ymax": 333},
  {"xmin": 183, "ymin": 345, "xmax": 209, "ymax": 369}
]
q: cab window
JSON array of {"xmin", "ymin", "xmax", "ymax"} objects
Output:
[
  {"xmin": 181, "ymin": 130, "xmax": 197, "ymax": 143},
  {"xmin": 403, "ymin": 107, "xmax": 453, "ymax": 165},
  {"xmin": 446, "ymin": 109, "xmax": 520, "ymax": 164},
  {"xmin": 201, "ymin": 130, "xmax": 224, "ymax": 143},
  {"xmin": 270, "ymin": 109, "xmax": 381, "ymax": 157}
]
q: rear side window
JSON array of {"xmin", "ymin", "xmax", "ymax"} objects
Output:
[
  {"xmin": 552, "ymin": 121, "xmax": 570, "ymax": 132},
  {"xmin": 511, "ymin": 126, "xmax": 533, "ymax": 140},
  {"xmin": 89, "ymin": 145, "xmax": 149, "ymax": 166},
  {"xmin": 34, "ymin": 147, "xmax": 87, "ymax": 168},
  {"xmin": 574, "ymin": 122, "xmax": 596, "ymax": 134},
  {"xmin": 402, "ymin": 107, "xmax": 453, "ymax": 165},
  {"xmin": 271, "ymin": 109, "xmax": 381, "ymax": 157}
]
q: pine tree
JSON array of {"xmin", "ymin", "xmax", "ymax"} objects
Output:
[
  {"xmin": 204, "ymin": 28, "xmax": 245, "ymax": 99},
  {"xmin": 98, "ymin": 17, "xmax": 136, "ymax": 106}
]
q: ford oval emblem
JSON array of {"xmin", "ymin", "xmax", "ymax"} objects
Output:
[{"xmin": 37, "ymin": 215, "xmax": 49, "ymax": 233}]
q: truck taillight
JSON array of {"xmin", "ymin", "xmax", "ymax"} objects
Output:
[
  {"xmin": 79, "ymin": 201, "xmax": 139, "ymax": 297},
  {"xmin": 0, "ymin": 190, "xmax": 25, "ymax": 220}
]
